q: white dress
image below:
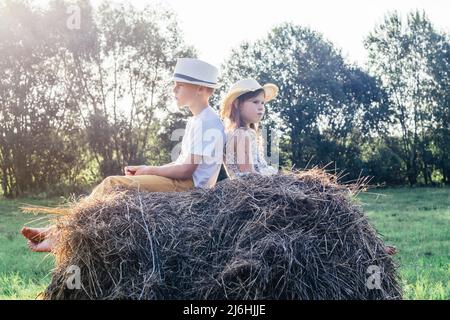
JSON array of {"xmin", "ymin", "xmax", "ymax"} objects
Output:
[{"xmin": 224, "ymin": 127, "xmax": 277, "ymax": 179}]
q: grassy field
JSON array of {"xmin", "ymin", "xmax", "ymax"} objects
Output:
[
  {"xmin": 0, "ymin": 187, "xmax": 448, "ymax": 300},
  {"xmin": 357, "ymin": 187, "xmax": 449, "ymax": 299},
  {"xmin": 0, "ymin": 197, "xmax": 58, "ymax": 299}
]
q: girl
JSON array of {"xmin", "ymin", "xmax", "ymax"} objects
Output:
[
  {"xmin": 220, "ymin": 78, "xmax": 279, "ymax": 178},
  {"xmin": 220, "ymin": 78, "xmax": 397, "ymax": 256}
]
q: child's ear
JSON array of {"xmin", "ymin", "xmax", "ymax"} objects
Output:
[
  {"xmin": 206, "ymin": 87, "xmax": 214, "ymax": 95},
  {"xmin": 198, "ymin": 86, "xmax": 214, "ymax": 96}
]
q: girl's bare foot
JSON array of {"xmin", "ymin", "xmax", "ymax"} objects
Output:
[
  {"xmin": 21, "ymin": 226, "xmax": 51, "ymax": 243},
  {"xmin": 385, "ymin": 245, "xmax": 397, "ymax": 255}
]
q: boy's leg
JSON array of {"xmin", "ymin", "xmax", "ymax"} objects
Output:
[
  {"xmin": 89, "ymin": 174, "xmax": 194, "ymax": 198},
  {"xmin": 21, "ymin": 227, "xmax": 51, "ymax": 242},
  {"xmin": 22, "ymin": 175, "xmax": 194, "ymax": 252}
]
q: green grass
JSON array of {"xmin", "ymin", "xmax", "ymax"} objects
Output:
[
  {"xmin": 356, "ymin": 187, "xmax": 450, "ymax": 300},
  {"xmin": 0, "ymin": 197, "xmax": 59, "ymax": 300},
  {"xmin": 0, "ymin": 188, "xmax": 448, "ymax": 300}
]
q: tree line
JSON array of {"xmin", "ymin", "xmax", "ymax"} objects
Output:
[{"xmin": 0, "ymin": 0, "xmax": 449, "ymax": 197}]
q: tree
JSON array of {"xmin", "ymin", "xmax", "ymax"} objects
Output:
[
  {"xmin": 0, "ymin": 0, "xmax": 85, "ymax": 197},
  {"xmin": 428, "ymin": 29, "xmax": 450, "ymax": 184},
  {"xmin": 0, "ymin": 0, "xmax": 196, "ymax": 197},
  {"xmin": 217, "ymin": 23, "xmax": 389, "ymax": 180},
  {"xmin": 365, "ymin": 10, "xmax": 449, "ymax": 185},
  {"xmin": 59, "ymin": 0, "xmax": 195, "ymax": 177}
]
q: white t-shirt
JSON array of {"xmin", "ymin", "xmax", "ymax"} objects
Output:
[{"xmin": 175, "ymin": 106, "xmax": 225, "ymax": 188}]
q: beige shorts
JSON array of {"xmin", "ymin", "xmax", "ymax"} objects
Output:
[{"xmin": 90, "ymin": 174, "xmax": 194, "ymax": 198}]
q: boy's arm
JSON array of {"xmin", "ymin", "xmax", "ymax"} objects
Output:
[
  {"xmin": 161, "ymin": 162, "xmax": 176, "ymax": 167},
  {"xmin": 124, "ymin": 161, "xmax": 175, "ymax": 175},
  {"xmin": 134, "ymin": 155, "xmax": 201, "ymax": 180}
]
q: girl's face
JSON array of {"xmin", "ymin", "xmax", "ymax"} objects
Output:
[{"xmin": 238, "ymin": 92, "xmax": 266, "ymax": 126}]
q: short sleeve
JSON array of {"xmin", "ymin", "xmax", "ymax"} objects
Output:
[{"xmin": 188, "ymin": 118, "xmax": 224, "ymax": 164}]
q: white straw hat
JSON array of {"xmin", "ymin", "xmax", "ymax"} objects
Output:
[
  {"xmin": 220, "ymin": 78, "xmax": 279, "ymax": 119},
  {"xmin": 172, "ymin": 58, "xmax": 219, "ymax": 89}
]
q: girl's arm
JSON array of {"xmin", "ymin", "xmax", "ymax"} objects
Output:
[{"xmin": 232, "ymin": 129, "xmax": 255, "ymax": 173}]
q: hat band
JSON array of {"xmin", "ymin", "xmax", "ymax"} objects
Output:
[{"xmin": 173, "ymin": 73, "xmax": 217, "ymax": 85}]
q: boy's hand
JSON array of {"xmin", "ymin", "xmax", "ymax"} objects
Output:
[{"xmin": 124, "ymin": 165, "xmax": 148, "ymax": 176}]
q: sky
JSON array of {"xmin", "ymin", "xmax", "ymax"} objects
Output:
[
  {"xmin": 141, "ymin": 0, "xmax": 448, "ymax": 67},
  {"xmin": 34, "ymin": 0, "xmax": 449, "ymax": 68},
  {"xmin": 17, "ymin": 0, "xmax": 450, "ymax": 132}
]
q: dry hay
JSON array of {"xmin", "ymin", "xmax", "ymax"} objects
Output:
[{"xmin": 41, "ymin": 169, "xmax": 402, "ymax": 299}]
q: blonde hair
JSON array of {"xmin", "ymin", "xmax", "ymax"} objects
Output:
[{"xmin": 182, "ymin": 83, "xmax": 214, "ymax": 96}]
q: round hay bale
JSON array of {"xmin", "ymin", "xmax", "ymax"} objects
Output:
[{"xmin": 43, "ymin": 169, "xmax": 402, "ymax": 300}]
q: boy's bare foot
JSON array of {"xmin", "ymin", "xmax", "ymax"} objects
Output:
[
  {"xmin": 21, "ymin": 226, "xmax": 51, "ymax": 243},
  {"xmin": 27, "ymin": 238, "xmax": 53, "ymax": 253},
  {"xmin": 385, "ymin": 245, "xmax": 397, "ymax": 255}
]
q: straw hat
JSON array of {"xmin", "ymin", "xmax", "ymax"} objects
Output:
[
  {"xmin": 172, "ymin": 58, "xmax": 219, "ymax": 89},
  {"xmin": 220, "ymin": 78, "xmax": 278, "ymax": 119}
]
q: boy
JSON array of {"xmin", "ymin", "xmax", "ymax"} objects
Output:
[{"xmin": 21, "ymin": 58, "xmax": 225, "ymax": 252}]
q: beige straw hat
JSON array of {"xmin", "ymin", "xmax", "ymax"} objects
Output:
[{"xmin": 220, "ymin": 78, "xmax": 278, "ymax": 119}]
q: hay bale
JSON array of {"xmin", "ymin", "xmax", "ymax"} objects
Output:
[{"xmin": 43, "ymin": 169, "xmax": 402, "ymax": 300}]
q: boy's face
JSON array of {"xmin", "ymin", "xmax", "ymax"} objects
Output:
[
  {"xmin": 239, "ymin": 92, "xmax": 266, "ymax": 125},
  {"xmin": 173, "ymin": 81, "xmax": 200, "ymax": 109}
]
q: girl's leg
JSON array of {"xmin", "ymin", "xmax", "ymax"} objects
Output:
[{"xmin": 384, "ymin": 245, "xmax": 397, "ymax": 255}]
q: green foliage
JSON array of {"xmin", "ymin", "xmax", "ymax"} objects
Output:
[
  {"xmin": 0, "ymin": 0, "xmax": 195, "ymax": 196},
  {"xmin": 0, "ymin": 2, "xmax": 448, "ymax": 197},
  {"xmin": 365, "ymin": 10, "xmax": 450, "ymax": 186},
  {"xmin": 217, "ymin": 23, "xmax": 390, "ymax": 181}
]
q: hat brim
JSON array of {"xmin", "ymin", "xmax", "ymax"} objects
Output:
[
  {"xmin": 220, "ymin": 83, "xmax": 279, "ymax": 119},
  {"xmin": 172, "ymin": 76, "xmax": 218, "ymax": 89}
]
